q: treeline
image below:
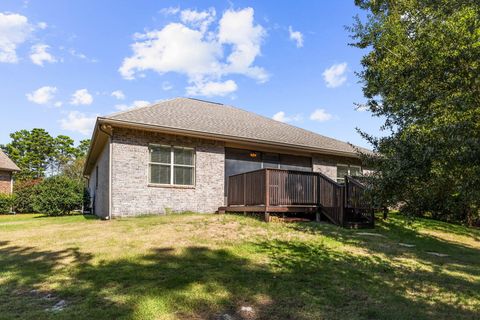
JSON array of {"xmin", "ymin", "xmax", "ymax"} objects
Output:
[
  {"xmin": 352, "ymin": 0, "xmax": 480, "ymax": 225},
  {"xmin": 0, "ymin": 128, "xmax": 91, "ymax": 215}
]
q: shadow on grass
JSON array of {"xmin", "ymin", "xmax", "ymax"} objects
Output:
[
  {"xmin": 0, "ymin": 230, "xmax": 479, "ymax": 319},
  {"xmin": 289, "ymin": 215, "xmax": 480, "ymax": 261},
  {"xmin": 32, "ymin": 213, "xmax": 100, "ymax": 220}
]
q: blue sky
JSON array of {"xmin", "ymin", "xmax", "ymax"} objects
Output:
[{"xmin": 0, "ymin": 0, "xmax": 383, "ymax": 148}]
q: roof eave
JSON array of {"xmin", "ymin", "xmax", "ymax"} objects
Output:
[
  {"xmin": 83, "ymin": 119, "xmax": 103, "ymax": 176},
  {"xmin": 98, "ymin": 117, "xmax": 363, "ymax": 159},
  {"xmin": 0, "ymin": 167, "xmax": 20, "ymax": 172}
]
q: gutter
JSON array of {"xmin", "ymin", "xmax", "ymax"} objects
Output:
[
  {"xmin": 96, "ymin": 117, "xmax": 365, "ymax": 159},
  {"xmin": 98, "ymin": 124, "xmax": 113, "ymax": 221}
]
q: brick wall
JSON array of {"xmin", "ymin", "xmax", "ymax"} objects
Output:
[
  {"xmin": 87, "ymin": 141, "xmax": 110, "ymax": 218},
  {"xmin": 0, "ymin": 170, "xmax": 12, "ymax": 194},
  {"xmin": 312, "ymin": 154, "xmax": 363, "ymax": 181},
  {"xmin": 110, "ymin": 128, "xmax": 225, "ymax": 217}
]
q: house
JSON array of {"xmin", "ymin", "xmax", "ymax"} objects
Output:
[
  {"xmin": 0, "ymin": 150, "xmax": 20, "ymax": 194},
  {"xmin": 83, "ymin": 97, "xmax": 372, "ymax": 220}
]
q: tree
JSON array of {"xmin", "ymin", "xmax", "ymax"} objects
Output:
[
  {"xmin": 1, "ymin": 129, "xmax": 55, "ymax": 180},
  {"xmin": 75, "ymin": 139, "xmax": 91, "ymax": 158},
  {"xmin": 63, "ymin": 156, "xmax": 86, "ymax": 182},
  {"xmin": 1, "ymin": 130, "xmax": 91, "ymax": 181},
  {"xmin": 350, "ymin": 0, "xmax": 480, "ymax": 224},
  {"xmin": 51, "ymin": 135, "xmax": 77, "ymax": 175}
]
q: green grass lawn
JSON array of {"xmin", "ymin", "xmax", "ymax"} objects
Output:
[{"xmin": 0, "ymin": 213, "xmax": 479, "ymax": 320}]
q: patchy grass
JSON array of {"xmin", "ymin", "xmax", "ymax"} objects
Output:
[{"xmin": 0, "ymin": 213, "xmax": 478, "ymax": 320}]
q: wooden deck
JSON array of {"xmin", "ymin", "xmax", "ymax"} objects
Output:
[{"xmin": 219, "ymin": 168, "xmax": 375, "ymax": 228}]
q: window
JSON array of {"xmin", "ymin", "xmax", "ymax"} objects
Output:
[
  {"xmin": 95, "ymin": 166, "xmax": 98, "ymax": 189},
  {"xmin": 149, "ymin": 145, "xmax": 195, "ymax": 186},
  {"xmin": 336, "ymin": 164, "xmax": 362, "ymax": 183},
  {"xmin": 224, "ymin": 148, "xmax": 312, "ymax": 195}
]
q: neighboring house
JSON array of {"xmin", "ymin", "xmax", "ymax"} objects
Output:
[
  {"xmin": 0, "ymin": 150, "xmax": 20, "ymax": 194},
  {"xmin": 84, "ymin": 97, "xmax": 371, "ymax": 219}
]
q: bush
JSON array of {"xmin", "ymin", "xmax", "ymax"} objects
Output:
[
  {"xmin": 0, "ymin": 194, "xmax": 15, "ymax": 213},
  {"xmin": 32, "ymin": 175, "xmax": 83, "ymax": 215},
  {"xmin": 13, "ymin": 179, "xmax": 42, "ymax": 213}
]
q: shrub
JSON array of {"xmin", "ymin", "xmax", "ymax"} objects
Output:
[
  {"xmin": 0, "ymin": 194, "xmax": 15, "ymax": 213},
  {"xmin": 32, "ymin": 175, "xmax": 83, "ymax": 215},
  {"xmin": 13, "ymin": 179, "xmax": 42, "ymax": 213}
]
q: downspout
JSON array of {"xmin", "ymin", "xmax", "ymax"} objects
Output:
[{"xmin": 99, "ymin": 124, "xmax": 113, "ymax": 220}]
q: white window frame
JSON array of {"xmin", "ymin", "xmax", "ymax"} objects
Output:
[
  {"xmin": 148, "ymin": 144, "xmax": 195, "ymax": 186},
  {"xmin": 336, "ymin": 164, "xmax": 362, "ymax": 183}
]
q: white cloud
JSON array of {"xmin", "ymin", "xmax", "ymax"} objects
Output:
[
  {"xmin": 355, "ymin": 104, "xmax": 369, "ymax": 112},
  {"xmin": 180, "ymin": 8, "xmax": 215, "ymax": 33},
  {"xmin": 54, "ymin": 101, "xmax": 62, "ymax": 108},
  {"xmin": 187, "ymin": 79, "xmax": 237, "ymax": 97},
  {"xmin": 119, "ymin": 7, "xmax": 267, "ymax": 97},
  {"xmin": 68, "ymin": 49, "xmax": 97, "ymax": 63},
  {"xmin": 119, "ymin": 23, "xmax": 222, "ymax": 80},
  {"xmin": 59, "ymin": 111, "xmax": 97, "ymax": 135},
  {"xmin": 162, "ymin": 81, "xmax": 173, "ymax": 91},
  {"xmin": 0, "ymin": 12, "xmax": 34, "ymax": 63},
  {"xmin": 26, "ymin": 86, "xmax": 57, "ymax": 104},
  {"xmin": 218, "ymin": 8, "xmax": 267, "ymax": 82},
  {"xmin": 288, "ymin": 26, "xmax": 303, "ymax": 48},
  {"xmin": 160, "ymin": 7, "xmax": 180, "ymax": 15},
  {"xmin": 272, "ymin": 111, "xmax": 302, "ymax": 123},
  {"xmin": 70, "ymin": 89, "xmax": 93, "ymax": 105},
  {"xmin": 310, "ymin": 109, "xmax": 333, "ymax": 122},
  {"xmin": 115, "ymin": 100, "xmax": 150, "ymax": 111},
  {"xmin": 37, "ymin": 21, "xmax": 47, "ymax": 29},
  {"xmin": 30, "ymin": 43, "xmax": 56, "ymax": 66},
  {"xmin": 111, "ymin": 90, "xmax": 125, "ymax": 100},
  {"xmin": 322, "ymin": 62, "xmax": 348, "ymax": 88}
]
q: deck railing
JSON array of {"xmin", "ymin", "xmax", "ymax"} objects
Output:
[
  {"xmin": 226, "ymin": 168, "xmax": 373, "ymax": 227},
  {"xmin": 317, "ymin": 173, "xmax": 345, "ymax": 227},
  {"xmin": 227, "ymin": 168, "xmax": 319, "ymax": 207},
  {"xmin": 345, "ymin": 176, "xmax": 370, "ymax": 209},
  {"xmin": 227, "ymin": 169, "xmax": 265, "ymax": 206},
  {"xmin": 267, "ymin": 169, "xmax": 318, "ymax": 206}
]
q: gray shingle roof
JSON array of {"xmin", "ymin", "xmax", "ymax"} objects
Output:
[
  {"xmin": 104, "ymin": 97, "xmax": 370, "ymax": 156},
  {"xmin": 0, "ymin": 150, "xmax": 20, "ymax": 171}
]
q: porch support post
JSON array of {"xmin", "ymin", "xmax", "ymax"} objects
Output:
[
  {"xmin": 243, "ymin": 173, "xmax": 246, "ymax": 206},
  {"xmin": 264, "ymin": 169, "xmax": 270, "ymax": 222},
  {"xmin": 264, "ymin": 211, "xmax": 270, "ymax": 222}
]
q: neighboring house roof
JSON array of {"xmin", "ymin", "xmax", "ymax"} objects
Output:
[
  {"xmin": 85, "ymin": 97, "xmax": 372, "ymax": 175},
  {"xmin": 0, "ymin": 150, "xmax": 20, "ymax": 172}
]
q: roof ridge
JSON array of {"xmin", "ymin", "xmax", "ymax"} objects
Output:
[{"xmin": 184, "ymin": 97, "xmax": 224, "ymax": 105}]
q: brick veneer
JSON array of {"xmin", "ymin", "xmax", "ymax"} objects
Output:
[
  {"xmin": 0, "ymin": 170, "xmax": 12, "ymax": 194},
  {"xmin": 110, "ymin": 127, "xmax": 225, "ymax": 217},
  {"xmin": 87, "ymin": 142, "xmax": 110, "ymax": 218},
  {"xmin": 313, "ymin": 154, "xmax": 363, "ymax": 180}
]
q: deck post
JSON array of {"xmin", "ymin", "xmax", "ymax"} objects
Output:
[
  {"xmin": 264, "ymin": 211, "xmax": 270, "ymax": 222},
  {"xmin": 265, "ymin": 169, "xmax": 270, "ymax": 222},
  {"xmin": 243, "ymin": 173, "xmax": 246, "ymax": 206},
  {"xmin": 316, "ymin": 212, "xmax": 321, "ymax": 222},
  {"xmin": 265, "ymin": 169, "xmax": 270, "ymax": 207}
]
